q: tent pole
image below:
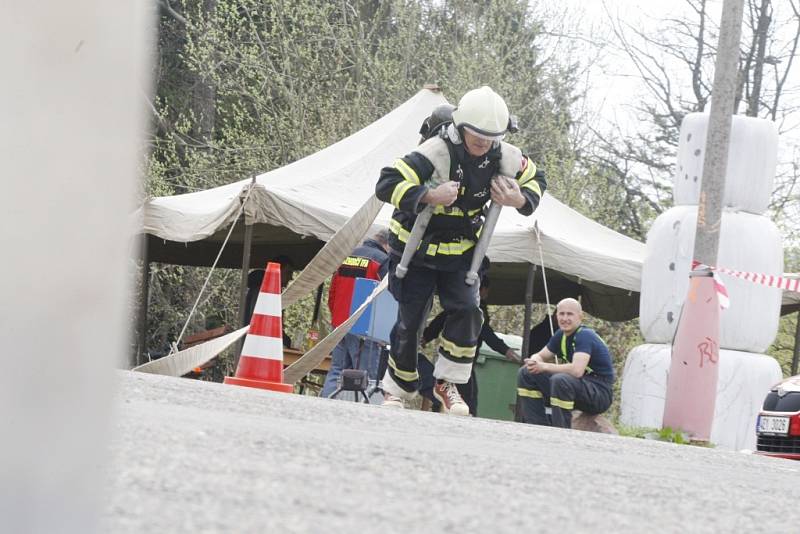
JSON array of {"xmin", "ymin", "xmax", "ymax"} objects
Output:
[
  {"xmin": 235, "ymin": 177, "xmax": 257, "ymax": 371},
  {"xmin": 237, "ymin": 221, "xmax": 254, "ymax": 330},
  {"xmin": 135, "ymin": 233, "xmax": 151, "ymax": 368},
  {"xmin": 516, "ymin": 262, "xmax": 536, "ymax": 423},
  {"xmin": 237, "ymin": 176, "xmax": 257, "ymax": 331},
  {"xmin": 792, "ymin": 310, "xmax": 800, "ymax": 376},
  {"xmin": 521, "ymin": 263, "xmax": 536, "ymax": 358}
]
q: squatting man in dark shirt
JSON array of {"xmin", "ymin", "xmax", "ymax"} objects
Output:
[{"xmin": 517, "ymin": 297, "xmax": 615, "ymax": 428}]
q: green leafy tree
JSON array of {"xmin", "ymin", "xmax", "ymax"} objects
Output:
[{"xmin": 139, "ymin": 0, "xmax": 588, "ymax": 372}]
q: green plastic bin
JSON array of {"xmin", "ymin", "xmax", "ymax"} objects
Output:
[{"xmin": 474, "ymin": 333, "xmax": 523, "ymax": 421}]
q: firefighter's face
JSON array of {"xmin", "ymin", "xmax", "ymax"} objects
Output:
[
  {"xmin": 463, "ymin": 129, "xmax": 492, "ymax": 157},
  {"xmin": 556, "ymin": 299, "xmax": 583, "ymax": 335}
]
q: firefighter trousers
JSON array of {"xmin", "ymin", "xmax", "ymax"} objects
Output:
[
  {"xmin": 383, "ymin": 256, "xmax": 482, "ymax": 396},
  {"xmin": 517, "ymin": 368, "xmax": 613, "ymax": 428}
]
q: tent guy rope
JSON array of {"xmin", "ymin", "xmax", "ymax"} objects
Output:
[{"xmin": 171, "ymin": 183, "xmax": 256, "ymax": 353}]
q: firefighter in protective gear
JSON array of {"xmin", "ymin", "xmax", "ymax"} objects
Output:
[
  {"xmin": 517, "ymin": 298, "xmax": 615, "ymax": 428},
  {"xmin": 375, "ymin": 86, "xmax": 546, "ymax": 415}
]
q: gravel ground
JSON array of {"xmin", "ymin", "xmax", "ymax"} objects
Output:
[{"xmin": 102, "ymin": 371, "xmax": 800, "ymax": 533}]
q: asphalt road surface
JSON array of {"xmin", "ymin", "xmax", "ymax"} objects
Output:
[{"xmin": 103, "ymin": 372, "xmax": 800, "ymax": 533}]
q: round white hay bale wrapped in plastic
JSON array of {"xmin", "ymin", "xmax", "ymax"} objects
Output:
[
  {"xmin": 639, "ymin": 206, "xmax": 782, "ymax": 352},
  {"xmin": 673, "ymin": 113, "xmax": 778, "ymax": 214},
  {"xmin": 619, "ymin": 343, "xmax": 783, "ymax": 451}
]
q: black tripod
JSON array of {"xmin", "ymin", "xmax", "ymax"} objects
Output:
[{"xmin": 329, "ymin": 337, "xmax": 385, "ymax": 403}]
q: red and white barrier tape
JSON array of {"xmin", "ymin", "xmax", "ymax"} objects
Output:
[
  {"xmin": 692, "ymin": 261, "xmax": 730, "ymax": 309},
  {"xmin": 692, "ymin": 260, "xmax": 799, "ymax": 309}
]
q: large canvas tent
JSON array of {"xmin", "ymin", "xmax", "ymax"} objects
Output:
[{"xmin": 139, "ymin": 87, "xmax": 645, "ymax": 321}]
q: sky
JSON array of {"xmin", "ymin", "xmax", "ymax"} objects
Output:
[
  {"xmin": 555, "ymin": 0, "xmax": 798, "ymax": 136},
  {"xmin": 557, "ymin": 0, "xmax": 712, "ymax": 130},
  {"xmin": 550, "ymin": 1, "xmax": 799, "ymax": 216}
]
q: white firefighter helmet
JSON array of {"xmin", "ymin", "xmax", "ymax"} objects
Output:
[{"xmin": 451, "ymin": 86, "xmax": 510, "ymax": 139}]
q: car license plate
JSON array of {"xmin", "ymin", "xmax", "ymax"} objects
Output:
[{"xmin": 758, "ymin": 415, "xmax": 790, "ymax": 435}]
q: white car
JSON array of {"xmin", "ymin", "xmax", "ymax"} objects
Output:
[{"xmin": 756, "ymin": 374, "xmax": 800, "ymax": 460}]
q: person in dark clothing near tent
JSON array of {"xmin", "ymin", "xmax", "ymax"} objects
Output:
[
  {"xmin": 420, "ymin": 264, "xmax": 520, "ymax": 415},
  {"xmin": 321, "ymin": 230, "xmax": 391, "ymax": 400},
  {"xmin": 528, "ymin": 312, "xmax": 557, "ymax": 356}
]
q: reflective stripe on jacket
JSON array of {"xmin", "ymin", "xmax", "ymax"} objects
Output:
[{"xmin": 375, "ymin": 135, "xmax": 546, "ymax": 270}]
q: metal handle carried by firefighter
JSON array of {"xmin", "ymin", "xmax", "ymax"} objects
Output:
[
  {"xmin": 395, "ymin": 205, "xmax": 434, "ymax": 279},
  {"xmin": 465, "ymin": 200, "xmax": 502, "ymax": 285},
  {"xmin": 395, "ymin": 168, "xmax": 451, "ymax": 279}
]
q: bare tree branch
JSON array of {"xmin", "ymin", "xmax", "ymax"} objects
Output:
[{"xmin": 160, "ymin": 0, "xmax": 186, "ymax": 26}]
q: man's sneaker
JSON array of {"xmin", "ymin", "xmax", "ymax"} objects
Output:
[
  {"xmin": 382, "ymin": 393, "xmax": 405, "ymax": 408},
  {"xmin": 433, "ymin": 381, "xmax": 470, "ymax": 416}
]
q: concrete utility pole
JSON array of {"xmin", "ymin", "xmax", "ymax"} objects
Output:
[
  {"xmin": 693, "ymin": 0, "xmax": 745, "ymax": 266},
  {"xmin": 662, "ymin": 0, "xmax": 745, "ymax": 442}
]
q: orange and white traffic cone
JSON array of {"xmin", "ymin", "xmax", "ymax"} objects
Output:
[{"xmin": 224, "ymin": 262, "xmax": 293, "ymax": 393}]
